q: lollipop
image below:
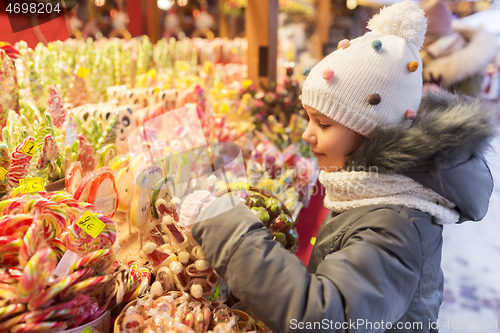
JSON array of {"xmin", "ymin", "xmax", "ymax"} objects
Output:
[
  {"xmin": 8, "ymin": 137, "xmax": 35, "ymax": 188},
  {"xmin": 0, "ymin": 215, "xmax": 33, "ymax": 237},
  {"xmin": 65, "ymin": 162, "xmax": 83, "ymax": 196},
  {"xmin": 77, "ymin": 134, "xmax": 96, "ymax": 174},
  {"xmin": 0, "ymin": 303, "xmax": 25, "ymax": 321},
  {"xmin": 37, "ymin": 134, "xmax": 60, "ymax": 170},
  {"xmin": 24, "ymin": 307, "xmax": 82, "ymax": 323},
  {"xmin": 27, "ymin": 269, "xmax": 92, "ymax": 311},
  {"xmin": 23, "ymin": 198, "xmax": 67, "ymax": 239},
  {"xmin": 69, "ymin": 249, "xmax": 114, "ymax": 274},
  {"xmin": 48, "ymin": 238, "xmax": 66, "ymax": 260},
  {"xmin": 60, "ymin": 275, "xmax": 110, "ymax": 299},
  {"xmin": 0, "ymin": 236, "xmax": 22, "ymax": 265},
  {"xmin": 10, "ymin": 321, "xmax": 68, "ymax": 333},
  {"xmin": 46, "ymin": 85, "xmax": 67, "ymax": 128},
  {"xmin": 17, "ymin": 247, "xmax": 58, "ymax": 303},
  {"xmin": 18, "ymin": 218, "xmax": 44, "ymax": 266},
  {"xmin": 64, "ymin": 212, "xmax": 117, "ymax": 254},
  {"xmin": 34, "ymin": 114, "xmax": 55, "ymax": 159}
]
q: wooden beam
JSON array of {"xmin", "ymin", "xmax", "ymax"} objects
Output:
[
  {"xmin": 315, "ymin": 0, "xmax": 331, "ymax": 59},
  {"xmin": 147, "ymin": 0, "xmax": 160, "ymax": 43},
  {"xmin": 246, "ymin": 0, "xmax": 278, "ymax": 90}
]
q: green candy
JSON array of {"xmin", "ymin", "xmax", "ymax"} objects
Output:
[
  {"xmin": 272, "ymin": 232, "xmax": 287, "ymax": 248},
  {"xmin": 251, "ymin": 207, "xmax": 270, "ymax": 223},
  {"xmin": 246, "ymin": 195, "xmax": 265, "ymax": 208},
  {"xmin": 265, "ymin": 197, "xmax": 283, "ymax": 218}
]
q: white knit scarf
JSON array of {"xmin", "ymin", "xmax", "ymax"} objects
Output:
[{"xmin": 318, "ymin": 171, "xmax": 460, "ymax": 224}]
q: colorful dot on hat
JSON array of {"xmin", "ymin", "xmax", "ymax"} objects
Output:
[
  {"xmin": 302, "ymin": 67, "xmax": 312, "ymax": 76},
  {"xmin": 371, "ymin": 40, "xmax": 382, "ymax": 51},
  {"xmin": 338, "ymin": 39, "xmax": 350, "ymax": 49},
  {"xmin": 405, "ymin": 109, "xmax": 417, "ymax": 120},
  {"xmin": 408, "ymin": 61, "xmax": 419, "ymax": 72},
  {"xmin": 322, "ymin": 68, "xmax": 334, "ymax": 81},
  {"xmin": 367, "ymin": 93, "xmax": 381, "ymax": 105}
]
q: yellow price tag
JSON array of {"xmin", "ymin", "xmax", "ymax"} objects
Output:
[
  {"xmin": 76, "ymin": 67, "xmax": 90, "ymax": 79},
  {"xmin": 231, "ymin": 182, "xmax": 249, "ymax": 191},
  {"xmin": 76, "ymin": 211, "xmax": 106, "ymax": 239},
  {"xmin": 310, "ymin": 237, "xmax": 316, "ymax": 245},
  {"xmin": 209, "ymin": 284, "xmax": 220, "ymax": 302},
  {"xmin": 242, "ymin": 79, "xmax": 253, "ymax": 89},
  {"xmin": 20, "ymin": 177, "xmax": 44, "ymax": 193},
  {"xmin": 147, "ymin": 69, "xmax": 157, "ymax": 79},
  {"xmin": 0, "ymin": 167, "xmax": 7, "ymax": 180},
  {"xmin": 81, "ymin": 327, "xmax": 92, "ymax": 333},
  {"xmin": 20, "ymin": 140, "xmax": 37, "ymax": 157}
]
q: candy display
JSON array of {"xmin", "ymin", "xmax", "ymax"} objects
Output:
[{"xmin": 0, "ymin": 32, "xmax": 322, "ymax": 333}]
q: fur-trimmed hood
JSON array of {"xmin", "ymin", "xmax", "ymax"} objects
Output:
[
  {"xmin": 347, "ymin": 91, "xmax": 497, "ymax": 222},
  {"xmin": 422, "ymin": 21, "xmax": 498, "ymax": 88}
]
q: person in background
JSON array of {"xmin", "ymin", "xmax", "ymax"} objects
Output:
[
  {"xmin": 191, "ymin": 1, "xmax": 496, "ymax": 332},
  {"xmin": 419, "ymin": 0, "xmax": 498, "ymax": 96}
]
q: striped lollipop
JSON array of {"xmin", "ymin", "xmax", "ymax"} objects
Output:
[
  {"xmin": 17, "ymin": 247, "xmax": 57, "ymax": 303},
  {"xmin": 27, "ymin": 269, "xmax": 92, "ymax": 311},
  {"xmin": 69, "ymin": 249, "xmax": 114, "ymax": 274}
]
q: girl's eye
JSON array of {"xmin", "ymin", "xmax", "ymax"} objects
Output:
[{"xmin": 318, "ymin": 123, "xmax": 330, "ymax": 129}]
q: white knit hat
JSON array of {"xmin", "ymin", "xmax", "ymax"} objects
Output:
[{"xmin": 301, "ymin": 0, "xmax": 427, "ymax": 136}]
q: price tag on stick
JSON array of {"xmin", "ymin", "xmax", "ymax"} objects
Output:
[
  {"xmin": 76, "ymin": 211, "xmax": 106, "ymax": 238},
  {"xmin": 0, "ymin": 167, "xmax": 7, "ymax": 180},
  {"xmin": 20, "ymin": 140, "xmax": 37, "ymax": 157},
  {"xmin": 20, "ymin": 177, "xmax": 44, "ymax": 193}
]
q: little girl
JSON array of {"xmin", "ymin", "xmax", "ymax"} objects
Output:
[{"xmin": 192, "ymin": 2, "xmax": 496, "ymax": 332}]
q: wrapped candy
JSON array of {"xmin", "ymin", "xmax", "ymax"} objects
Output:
[
  {"xmin": 77, "ymin": 134, "xmax": 96, "ymax": 174},
  {"xmin": 37, "ymin": 134, "xmax": 61, "ymax": 170},
  {"xmin": 33, "ymin": 113, "xmax": 55, "ymax": 163},
  {"xmin": 46, "ymin": 85, "xmax": 67, "ymax": 128},
  {"xmin": 8, "ymin": 137, "xmax": 35, "ymax": 188}
]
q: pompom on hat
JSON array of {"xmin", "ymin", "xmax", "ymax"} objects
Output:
[{"xmin": 301, "ymin": 0, "xmax": 427, "ymax": 136}]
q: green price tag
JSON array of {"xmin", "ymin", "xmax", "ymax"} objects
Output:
[
  {"xmin": 76, "ymin": 211, "xmax": 105, "ymax": 239},
  {"xmin": 81, "ymin": 327, "xmax": 92, "ymax": 333},
  {"xmin": 76, "ymin": 67, "xmax": 90, "ymax": 79},
  {"xmin": 209, "ymin": 284, "xmax": 220, "ymax": 302},
  {"xmin": 20, "ymin": 140, "xmax": 37, "ymax": 157},
  {"xmin": 0, "ymin": 167, "xmax": 7, "ymax": 180},
  {"xmin": 310, "ymin": 237, "xmax": 316, "ymax": 245},
  {"xmin": 20, "ymin": 177, "xmax": 44, "ymax": 193},
  {"xmin": 231, "ymin": 182, "xmax": 249, "ymax": 191}
]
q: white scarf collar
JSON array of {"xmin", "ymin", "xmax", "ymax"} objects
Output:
[{"xmin": 318, "ymin": 170, "xmax": 460, "ymax": 224}]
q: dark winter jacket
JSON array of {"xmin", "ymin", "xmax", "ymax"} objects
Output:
[{"xmin": 192, "ymin": 91, "xmax": 496, "ymax": 333}]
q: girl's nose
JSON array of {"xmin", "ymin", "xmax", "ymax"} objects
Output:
[{"xmin": 302, "ymin": 124, "xmax": 317, "ymax": 145}]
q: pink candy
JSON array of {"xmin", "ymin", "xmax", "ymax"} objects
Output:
[{"xmin": 47, "ymin": 85, "xmax": 67, "ymax": 128}]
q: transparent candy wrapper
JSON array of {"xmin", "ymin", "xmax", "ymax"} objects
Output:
[{"xmin": 125, "ymin": 106, "xmax": 249, "ymax": 299}]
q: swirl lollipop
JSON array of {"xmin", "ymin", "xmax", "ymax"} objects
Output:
[
  {"xmin": 64, "ymin": 212, "xmax": 117, "ymax": 254},
  {"xmin": 8, "ymin": 137, "xmax": 35, "ymax": 188},
  {"xmin": 46, "ymin": 85, "xmax": 67, "ymax": 128}
]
